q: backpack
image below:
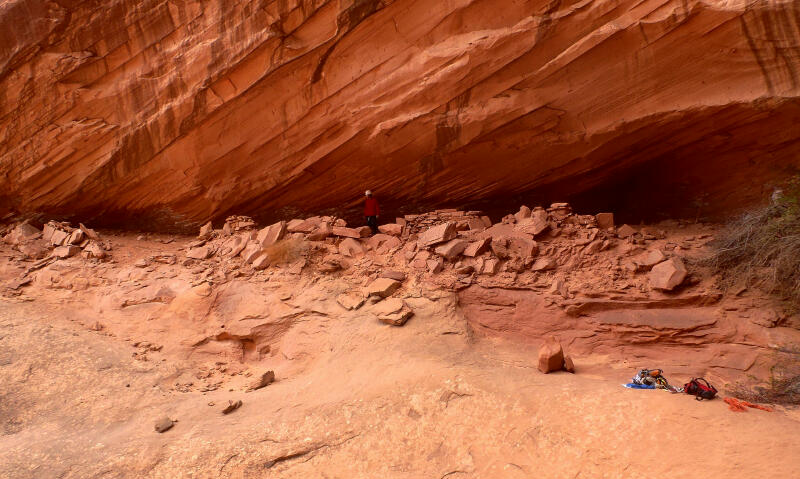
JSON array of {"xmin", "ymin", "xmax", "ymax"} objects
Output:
[
  {"xmin": 684, "ymin": 378, "xmax": 717, "ymax": 401},
  {"xmin": 632, "ymin": 369, "xmax": 663, "ymax": 386}
]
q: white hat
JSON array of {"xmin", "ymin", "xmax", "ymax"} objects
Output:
[{"xmin": 365, "ymin": 190, "xmax": 372, "ymax": 196}]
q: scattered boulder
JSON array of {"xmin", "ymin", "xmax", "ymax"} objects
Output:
[
  {"xmin": 19, "ymin": 242, "xmax": 48, "ymax": 260},
  {"xmin": 531, "ymin": 256, "xmax": 557, "ymax": 271},
  {"xmin": 289, "ymin": 217, "xmax": 322, "ymax": 233},
  {"xmin": 410, "ymin": 250, "xmax": 431, "ymax": 270},
  {"xmin": 82, "ymin": 242, "xmax": 106, "ymax": 259},
  {"xmin": 516, "ymin": 208, "xmax": 549, "ymax": 236},
  {"xmin": 538, "ymin": 336, "xmax": 565, "ymax": 374},
  {"xmin": 154, "ymin": 417, "xmax": 174, "ymax": 433},
  {"xmin": 337, "ymin": 292, "xmax": 365, "ymax": 310},
  {"xmin": 367, "ymin": 278, "xmax": 402, "ymax": 298},
  {"xmin": 380, "ymin": 270, "xmax": 406, "ymax": 282},
  {"xmin": 434, "ymin": 239, "xmax": 468, "ymax": 260},
  {"xmin": 548, "ymin": 203, "xmax": 572, "ymax": 221},
  {"xmin": 220, "ymin": 235, "xmax": 248, "ymax": 258},
  {"xmin": 417, "ymin": 222, "xmax": 456, "ymax": 248},
  {"xmin": 595, "ymin": 212, "xmax": 614, "ymax": 230},
  {"xmin": 563, "ymin": 355, "xmax": 575, "ymax": 373},
  {"xmin": 648, "ymin": 257, "xmax": 687, "ymax": 290},
  {"xmin": 78, "ymin": 223, "xmax": 101, "ymax": 241},
  {"xmin": 378, "ymin": 223, "xmax": 403, "ymax": 236},
  {"xmin": 5, "ymin": 223, "xmax": 41, "ymax": 244},
  {"xmin": 463, "ymin": 238, "xmax": 490, "ymax": 257},
  {"xmin": 480, "ymin": 258, "xmax": 500, "ymax": 275},
  {"xmin": 286, "ymin": 219, "xmax": 305, "ymax": 232},
  {"xmin": 186, "ymin": 247, "xmax": 212, "ymax": 260},
  {"xmin": 427, "ymin": 258, "xmax": 444, "ymax": 274},
  {"xmin": 252, "ymin": 253, "xmax": 271, "ymax": 270},
  {"xmin": 490, "ymin": 236, "xmax": 537, "ymax": 260},
  {"xmin": 257, "ymin": 221, "xmax": 287, "ymax": 248},
  {"xmin": 455, "ymin": 265, "xmax": 474, "ymax": 275},
  {"xmin": 53, "ymin": 245, "xmax": 81, "ymax": 258},
  {"xmin": 550, "ymin": 277, "xmax": 569, "ymax": 298},
  {"xmin": 199, "ymin": 221, "xmax": 213, "ymax": 238},
  {"xmin": 366, "ymin": 233, "xmax": 393, "ymax": 250},
  {"xmin": 339, "ymin": 237, "xmax": 366, "ymax": 257},
  {"xmin": 241, "ymin": 243, "xmax": 263, "ymax": 264},
  {"xmin": 222, "ymin": 400, "xmax": 243, "ymax": 415},
  {"xmin": 467, "ymin": 217, "xmax": 486, "ymax": 231},
  {"xmin": 250, "ymin": 371, "xmax": 275, "ymax": 390},
  {"xmin": 617, "ymin": 224, "xmax": 637, "ymax": 238},
  {"xmin": 42, "ymin": 223, "xmax": 56, "ymax": 243},
  {"xmin": 49, "ymin": 229, "xmax": 69, "ymax": 246},
  {"xmin": 515, "ymin": 205, "xmax": 532, "ymax": 222},
  {"xmin": 583, "ymin": 240, "xmax": 603, "ymax": 255},
  {"xmin": 222, "ymin": 216, "xmax": 256, "ymax": 234},
  {"xmin": 319, "ymin": 255, "xmax": 346, "ymax": 273},
  {"xmin": 639, "ymin": 249, "xmax": 667, "ymax": 268},
  {"xmin": 308, "ymin": 223, "xmax": 332, "ymax": 241},
  {"xmin": 332, "ymin": 226, "xmax": 370, "ymax": 238},
  {"xmin": 373, "ymin": 298, "xmax": 414, "ymax": 326}
]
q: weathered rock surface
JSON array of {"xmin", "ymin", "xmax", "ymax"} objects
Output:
[{"xmin": 2, "ymin": 0, "xmax": 798, "ymax": 230}]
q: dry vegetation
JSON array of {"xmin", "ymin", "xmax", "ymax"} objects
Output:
[
  {"xmin": 729, "ymin": 348, "xmax": 800, "ymax": 405},
  {"xmin": 708, "ymin": 175, "xmax": 800, "ymax": 312},
  {"xmin": 262, "ymin": 237, "xmax": 308, "ymax": 265}
]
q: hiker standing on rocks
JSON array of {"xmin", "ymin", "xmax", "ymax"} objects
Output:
[{"xmin": 364, "ymin": 190, "xmax": 379, "ymax": 235}]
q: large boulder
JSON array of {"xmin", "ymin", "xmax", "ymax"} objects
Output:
[
  {"xmin": 5, "ymin": 223, "xmax": 41, "ymax": 244},
  {"xmin": 339, "ymin": 237, "xmax": 366, "ymax": 257},
  {"xmin": 490, "ymin": 236, "xmax": 537, "ymax": 260},
  {"xmin": 287, "ymin": 217, "xmax": 321, "ymax": 233},
  {"xmin": 648, "ymin": 257, "xmax": 688, "ymax": 290},
  {"xmin": 516, "ymin": 209, "xmax": 549, "ymax": 236},
  {"xmin": 434, "ymin": 239, "xmax": 469, "ymax": 260},
  {"xmin": 417, "ymin": 222, "xmax": 457, "ymax": 248},
  {"xmin": 257, "ymin": 221, "xmax": 287, "ymax": 248},
  {"xmin": 514, "ymin": 205, "xmax": 531, "ymax": 222},
  {"xmin": 538, "ymin": 336, "xmax": 565, "ymax": 374},
  {"xmin": 378, "ymin": 223, "xmax": 403, "ymax": 236},
  {"xmin": 463, "ymin": 238, "xmax": 490, "ymax": 257},
  {"xmin": 595, "ymin": 212, "xmax": 615, "ymax": 230}
]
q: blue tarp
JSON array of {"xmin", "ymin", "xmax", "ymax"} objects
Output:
[{"xmin": 623, "ymin": 383, "xmax": 656, "ymax": 389}]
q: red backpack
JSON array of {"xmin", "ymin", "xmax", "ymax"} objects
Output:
[{"xmin": 684, "ymin": 378, "xmax": 717, "ymax": 401}]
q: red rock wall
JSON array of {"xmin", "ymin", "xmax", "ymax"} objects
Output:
[{"xmin": 1, "ymin": 0, "xmax": 799, "ymax": 229}]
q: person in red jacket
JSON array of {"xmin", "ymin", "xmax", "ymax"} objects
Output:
[{"xmin": 364, "ymin": 190, "xmax": 379, "ymax": 234}]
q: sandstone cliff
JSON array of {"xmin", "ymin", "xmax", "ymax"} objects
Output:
[{"xmin": 1, "ymin": 0, "xmax": 799, "ymax": 230}]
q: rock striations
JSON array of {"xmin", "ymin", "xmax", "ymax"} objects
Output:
[{"xmin": 1, "ymin": 0, "xmax": 799, "ymax": 229}]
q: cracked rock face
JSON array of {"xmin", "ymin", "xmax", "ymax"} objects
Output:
[{"xmin": 1, "ymin": 0, "xmax": 799, "ymax": 230}]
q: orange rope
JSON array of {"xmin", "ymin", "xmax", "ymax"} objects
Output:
[{"xmin": 724, "ymin": 397, "xmax": 774, "ymax": 412}]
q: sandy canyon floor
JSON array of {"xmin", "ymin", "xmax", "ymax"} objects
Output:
[{"xmin": 1, "ymin": 214, "xmax": 799, "ymax": 478}]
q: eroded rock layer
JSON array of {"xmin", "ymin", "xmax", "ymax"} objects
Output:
[{"xmin": 1, "ymin": 0, "xmax": 799, "ymax": 230}]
